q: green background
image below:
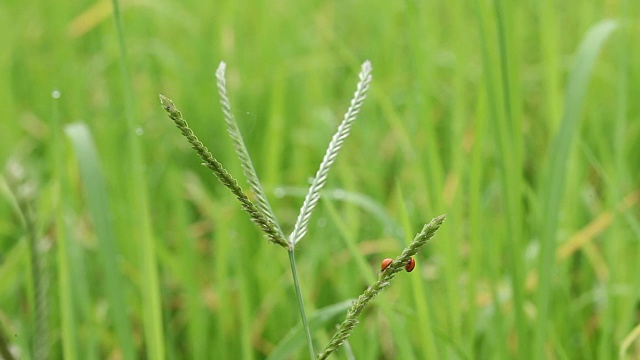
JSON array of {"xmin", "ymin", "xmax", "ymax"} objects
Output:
[{"xmin": 1, "ymin": 0, "xmax": 639, "ymax": 359}]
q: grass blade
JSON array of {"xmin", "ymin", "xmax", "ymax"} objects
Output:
[
  {"xmin": 65, "ymin": 123, "xmax": 137, "ymax": 360},
  {"xmin": 474, "ymin": 2, "xmax": 527, "ymax": 353},
  {"xmin": 534, "ymin": 19, "xmax": 619, "ymax": 358},
  {"xmin": 50, "ymin": 90, "xmax": 80, "ymax": 360},
  {"xmin": 109, "ymin": 0, "xmax": 166, "ymax": 356}
]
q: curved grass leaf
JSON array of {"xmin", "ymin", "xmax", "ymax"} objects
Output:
[
  {"xmin": 65, "ymin": 123, "xmax": 136, "ymax": 360},
  {"xmin": 534, "ymin": 19, "xmax": 619, "ymax": 357}
]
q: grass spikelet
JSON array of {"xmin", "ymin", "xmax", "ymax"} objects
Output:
[
  {"xmin": 289, "ymin": 60, "xmax": 373, "ymax": 246},
  {"xmin": 159, "ymin": 94, "xmax": 288, "ymax": 248},
  {"xmin": 317, "ymin": 214, "xmax": 446, "ymax": 359}
]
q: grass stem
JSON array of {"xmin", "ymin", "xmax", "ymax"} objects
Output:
[
  {"xmin": 288, "ymin": 249, "xmax": 315, "ymax": 359},
  {"xmin": 110, "ymin": 0, "xmax": 166, "ymax": 356}
]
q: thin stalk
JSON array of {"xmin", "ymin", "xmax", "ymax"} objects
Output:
[
  {"xmin": 111, "ymin": 0, "xmax": 165, "ymax": 357},
  {"xmin": 52, "ymin": 90, "xmax": 79, "ymax": 360},
  {"xmin": 288, "ymin": 249, "xmax": 315, "ymax": 359},
  {"xmin": 492, "ymin": 1, "xmax": 527, "ymax": 353},
  {"xmin": 110, "ymin": 0, "xmax": 132, "ymax": 117}
]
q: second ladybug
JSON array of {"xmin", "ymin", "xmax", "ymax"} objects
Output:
[{"xmin": 404, "ymin": 257, "xmax": 416, "ymax": 272}]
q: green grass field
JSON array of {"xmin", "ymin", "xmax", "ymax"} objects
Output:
[{"xmin": 1, "ymin": 0, "xmax": 639, "ymax": 359}]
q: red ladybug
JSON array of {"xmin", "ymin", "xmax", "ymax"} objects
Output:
[
  {"xmin": 405, "ymin": 257, "xmax": 416, "ymax": 272},
  {"xmin": 380, "ymin": 258, "xmax": 393, "ymax": 271}
]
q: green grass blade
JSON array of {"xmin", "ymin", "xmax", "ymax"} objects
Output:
[
  {"xmin": 534, "ymin": 19, "xmax": 619, "ymax": 359},
  {"xmin": 65, "ymin": 123, "xmax": 137, "ymax": 360},
  {"xmin": 172, "ymin": 172, "xmax": 208, "ymax": 360},
  {"xmin": 110, "ymin": 0, "xmax": 166, "ymax": 356},
  {"xmin": 55, "ymin": 208, "xmax": 77, "ymax": 360},
  {"xmin": 51, "ymin": 90, "xmax": 79, "ymax": 360},
  {"xmin": 321, "ymin": 198, "xmax": 374, "ymax": 281},
  {"xmin": 475, "ymin": 1, "xmax": 527, "ymax": 353},
  {"xmin": 395, "ymin": 188, "xmax": 438, "ymax": 359}
]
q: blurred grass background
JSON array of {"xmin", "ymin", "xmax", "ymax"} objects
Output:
[{"xmin": 1, "ymin": 0, "xmax": 640, "ymax": 359}]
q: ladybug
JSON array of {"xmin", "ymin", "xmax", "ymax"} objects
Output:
[
  {"xmin": 405, "ymin": 257, "xmax": 416, "ymax": 272},
  {"xmin": 380, "ymin": 258, "xmax": 393, "ymax": 271}
]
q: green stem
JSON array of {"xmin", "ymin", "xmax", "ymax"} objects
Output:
[
  {"xmin": 288, "ymin": 249, "xmax": 315, "ymax": 359},
  {"xmin": 110, "ymin": 0, "xmax": 133, "ymax": 121},
  {"xmin": 111, "ymin": 1, "xmax": 165, "ymax": 358},
  {"xmin": 24, "ymin": 199, "xmax": 47, "ymax": 360}
]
